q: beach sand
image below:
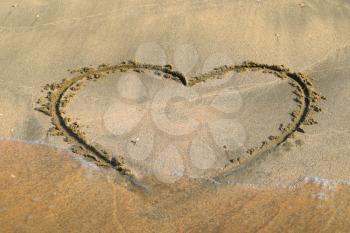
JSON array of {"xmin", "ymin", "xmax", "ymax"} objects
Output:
[
  {"xmin": 1, "ymin": 140, "xmax": 350, "ymax": 233},
  {"xmin": 1, "ymin": 0, "xmax": 350, "ymax": 232}
]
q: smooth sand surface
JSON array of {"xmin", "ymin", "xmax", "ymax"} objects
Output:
[
  {"xmin": 2, "ymin": 140, "xmax": 350, "ymax": 233},
  {"xmin": 1, "ymin": 0, "xmax": 350, "ymax": 232}
]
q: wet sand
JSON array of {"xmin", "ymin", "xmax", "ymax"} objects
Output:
[{"xmin": 1, "ymin": 140, "xmax": 350, "ymax": 233}]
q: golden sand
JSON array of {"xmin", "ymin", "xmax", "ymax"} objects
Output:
[
  {"xmin": 1, "ymin": 1, "xmax": 350, "ymax": 232},
  {"xmin": 1, "ymin": 140, "xmax": 349, "ymax": 233}
]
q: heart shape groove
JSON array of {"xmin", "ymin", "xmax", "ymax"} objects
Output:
[{"xmin": 36, "ymin": 61, "xmax": 325, "ymax": 183}]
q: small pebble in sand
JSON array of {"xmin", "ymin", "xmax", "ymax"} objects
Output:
[
  {"xmin": 131, "ymin": 137, "xmax": 140, "ymax": 145},
  {"xmin": 298, "ymin": 2, "xmax": 305, "ymax": 7},
  {"xmin": 10, "ymin": 174, "xmax": 16, "ymax": 178}
]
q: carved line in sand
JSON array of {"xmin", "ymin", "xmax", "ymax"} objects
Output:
[{"xmin": 35, "ymin": 61, "xmax": 325, "ymax": 183}]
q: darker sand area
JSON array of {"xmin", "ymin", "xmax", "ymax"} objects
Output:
[{"xmin": 1, "ymin": 141, "xmax": 350, "ymax": 233}]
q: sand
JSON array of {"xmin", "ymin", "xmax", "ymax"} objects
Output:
[
  {"xmin": 2, "ymin": 140, "xmax": 350, "ymax": 233},
  {"xmin": 1, "ymin": 0, "xmax": 350, "ymax": 232}
]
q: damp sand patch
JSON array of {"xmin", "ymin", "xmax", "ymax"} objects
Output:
[{"xmin": 1, "ymin": 140, "xmax": 350, "ymax": 233}]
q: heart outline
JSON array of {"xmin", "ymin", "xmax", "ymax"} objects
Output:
[{"xmin": 35, "ymin": 60, "xmax": 325, "ymax": 184}]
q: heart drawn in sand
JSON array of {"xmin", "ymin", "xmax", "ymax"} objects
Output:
[{"xmin": 36, "ymin": 60, "xmax": 325, "ymax": 184}]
